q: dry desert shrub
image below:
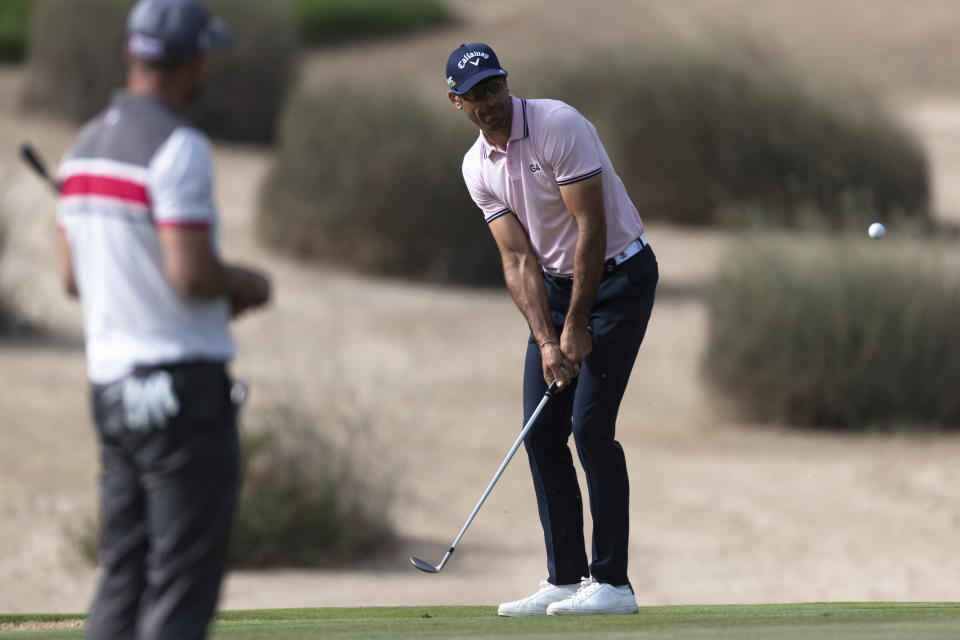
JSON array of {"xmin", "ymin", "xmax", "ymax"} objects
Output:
[
  {"xmin": 75, "ymin": 403, "xmax": 397, "ymax": 568},
  {"xmin": 0, "ymin": 210, "xmax": 23, "ymax": 338},
  {"xmin": 293, "ymin": 0, "xmax": 452, "ymax": 45},
  {"xmin": 257, "ymin": 82, "xmax": 503, "ymax": 285},
  {"xmin": 525, "ymin": 38, "xmax": 930, "ymax": 227},
  {"xmin": 704, "ymin": 234, "xmax": 960, "ymax": 429},
  {"xmin": 229, "ymin": 405, "xmax": 397, "ymax": 567},
  {"xmin": 21, "ymin": 0, "xmax": 299, "ymax": 144}
]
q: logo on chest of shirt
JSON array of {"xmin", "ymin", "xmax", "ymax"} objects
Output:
[{"xmin": 529, "ymin": 162, "xmax": 542, "ymax": 174}]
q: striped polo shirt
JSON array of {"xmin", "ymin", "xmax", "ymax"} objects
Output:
[
  {"xmin": 57, "ymin": 92, "xmax": 233, "ymax": 384},
  {"xmin": 462, "ymin": 95, "xmax": 645, "ymax": 277}
]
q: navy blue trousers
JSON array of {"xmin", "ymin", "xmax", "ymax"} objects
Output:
[{"xmin": 522, "ymin": 244, "xmax": 658, "ymax": 587}]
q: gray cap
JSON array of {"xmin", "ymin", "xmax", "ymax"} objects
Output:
[{"xmin": 126, "ymin": 0, "xmax": 233, "ymax": 65}]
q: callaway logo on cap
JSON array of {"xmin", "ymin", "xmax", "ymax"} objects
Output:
[{"xmin": 445, "ymin": 42, "xmax": 508, "ymax": 95}]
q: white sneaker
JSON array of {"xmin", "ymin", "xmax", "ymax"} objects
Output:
[
  {"xmin": 546, "ymin": 576, "xmax": 639, "ymax": 616},
  {"xmin": 498, "ymin": 579, "xmax": 581, "ymax": 617}
]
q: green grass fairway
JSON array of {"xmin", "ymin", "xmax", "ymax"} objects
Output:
[{"xmin": 3, "ymin": 603, "xmax": 960, "ymax": 639}]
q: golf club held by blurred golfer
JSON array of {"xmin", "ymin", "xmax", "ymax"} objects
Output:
[{"xmin": 19, "ymin": 142, "xmax": 60, "ymax": 194}]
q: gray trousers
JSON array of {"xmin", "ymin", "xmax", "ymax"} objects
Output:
[{"xmin": 86, "ymin": 362, "xmax": 239, "ymax": 640}]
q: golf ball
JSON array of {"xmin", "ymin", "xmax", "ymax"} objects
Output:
[{"xmin": 868, "ymin": 222, "xmax": 886, "ymax": 239}]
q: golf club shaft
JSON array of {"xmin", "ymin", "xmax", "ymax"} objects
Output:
[
  {"xmin": 19, "ymin": 142, "xmax": 60, "ymax": 193},
  {"xmin": 446, "ymin": 380, "xmax": 558, "ymax": 557}
]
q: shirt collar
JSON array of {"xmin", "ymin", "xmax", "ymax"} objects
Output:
[{"xmin": 482, "ymin": 95, "xmax": 528, "ymax": 158}]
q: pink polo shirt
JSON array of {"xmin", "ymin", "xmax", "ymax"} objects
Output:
[{"xmin": 462, "ymin": 95, "xmax": 645, "ymax": 276}]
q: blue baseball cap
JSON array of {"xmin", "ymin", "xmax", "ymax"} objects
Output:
[
  {"xmin": 126, "ymin": 0, "xmax": 233, "ymax": 66},
  {"xmin": 446, "ymin": 43, "xmax": 508, "ymax": 95}
]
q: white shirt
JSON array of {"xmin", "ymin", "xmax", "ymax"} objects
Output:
[{"xmin": 58, "ymin": 126, "xmax": 234, "ymax": 384}]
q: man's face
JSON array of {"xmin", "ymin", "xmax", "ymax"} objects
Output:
[{"xmin": 450, "ymin": 76, "xmax": 511, "ymax": 133}]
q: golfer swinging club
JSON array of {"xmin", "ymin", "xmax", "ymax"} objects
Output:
[{"xmin": 446, "ymin": 43, "xmax": 658, "ymax": 616}]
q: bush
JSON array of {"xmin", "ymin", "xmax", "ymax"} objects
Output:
[
  {"xmin": 523, "ymin": 38, "xmax": 930, "ymax": 226},
  {"xmin": 0, "ymin": 219, "xmax": 12, "ymax": 336},
  {"xmin": 0, "ymin": 212, "xmax": 24, "ymax": 338},
  {"xmin": 21, "ymin": 0, "xmax": 299, "ymax": 144},
  {"xmin": 21, "ymin": 0, "xmax": 128, "ymax": 121},
  {"xmin": 704, "ymin": 234, "xmax": 960, "ymax": 429},
  {"xmin": 192, "ymin": 0, "xmax": 299, "ymax": 144},
  {"xmin": 230, "ymin": 407, "xmax": 397, "ymax": 567},
  {"xmin": 74, "ymin": 405, "xmax": 396, "ymax": 567},
  {"xmin": 258, "ymin": 82, "xmax": 503, "ymax": 285},
  {"xmin": 0, "ymin": 0, "xmax": 30, "ymax": 62},
  {"xmin": 294, "ymin": 0, "xmax": 452, "ymax": 44}
]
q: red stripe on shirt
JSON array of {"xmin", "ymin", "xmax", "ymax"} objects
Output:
[{"xmin": 61, "ymin": 174, "xmax": 149, "ymax": 205}]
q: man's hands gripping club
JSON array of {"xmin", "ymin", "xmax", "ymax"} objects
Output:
[
  {"xmin": 538, "ymin": 341, "xmax": 576, "ymax": 390},
  {"xmin": 539, "ymin": 322, "xmax": 594, "ymax": 388}
]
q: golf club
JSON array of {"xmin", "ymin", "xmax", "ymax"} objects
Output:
[
  {"xmin": 411, "ymin": 380, "xmax": 559, "ymax": 574},
  {"xmin": 19, "ymin": 142, "xmax": 60, "ymax": 193}
]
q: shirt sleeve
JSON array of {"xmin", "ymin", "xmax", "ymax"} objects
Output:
[
  {"xmin": 147, "ymin": 127, "xmax": 217, "ymax": 229},
  {"xmin": 462, "ymin": 154, "xmax": 511, "ymax": 224},
  {"xmin": 539, "ymin": 105, "xmax": 603, "ymax": 186}
]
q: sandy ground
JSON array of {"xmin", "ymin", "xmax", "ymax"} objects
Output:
[{"xmin": 4, "ymin": 0, "xmax": 960, "ymax": 615}]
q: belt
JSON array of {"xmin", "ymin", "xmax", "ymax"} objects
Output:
[
  {"xmin": 544, "ymin": 235, "xmax": 647, "ymax": 285},
  {"xmin": 605, "ymin": 235, "xmax": 647, "ymax": 272}
]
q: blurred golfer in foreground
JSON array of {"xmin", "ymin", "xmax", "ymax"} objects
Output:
[
  {"xmin": 446, "ymin": 43, "xmax": 658, "ymax": 616},
  {"xmin": 56, "ymin": 1, "xmax": 270, "ymax": 637}
]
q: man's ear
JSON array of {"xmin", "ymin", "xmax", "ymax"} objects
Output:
[{"xmin": 447, "ymin": 91, "xmax": 463, "ymax": 109}]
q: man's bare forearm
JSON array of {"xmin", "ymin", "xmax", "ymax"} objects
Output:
[
  {"xmin": 502, "ymin": 252, "xmax": 556, "ymax": 345},
  {"xmin": 566, "ymin": 215, "xmax": 606, "ymax": 328}
]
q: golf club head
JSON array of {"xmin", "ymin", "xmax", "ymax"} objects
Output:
[{"xmin": 410, "ymin": 556, "xmax": 441, "ymax": 573}]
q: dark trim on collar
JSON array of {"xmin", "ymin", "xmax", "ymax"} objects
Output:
[{"xmin": 521, "ymin": 99, "xmax": 529, "ymax": 138}]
